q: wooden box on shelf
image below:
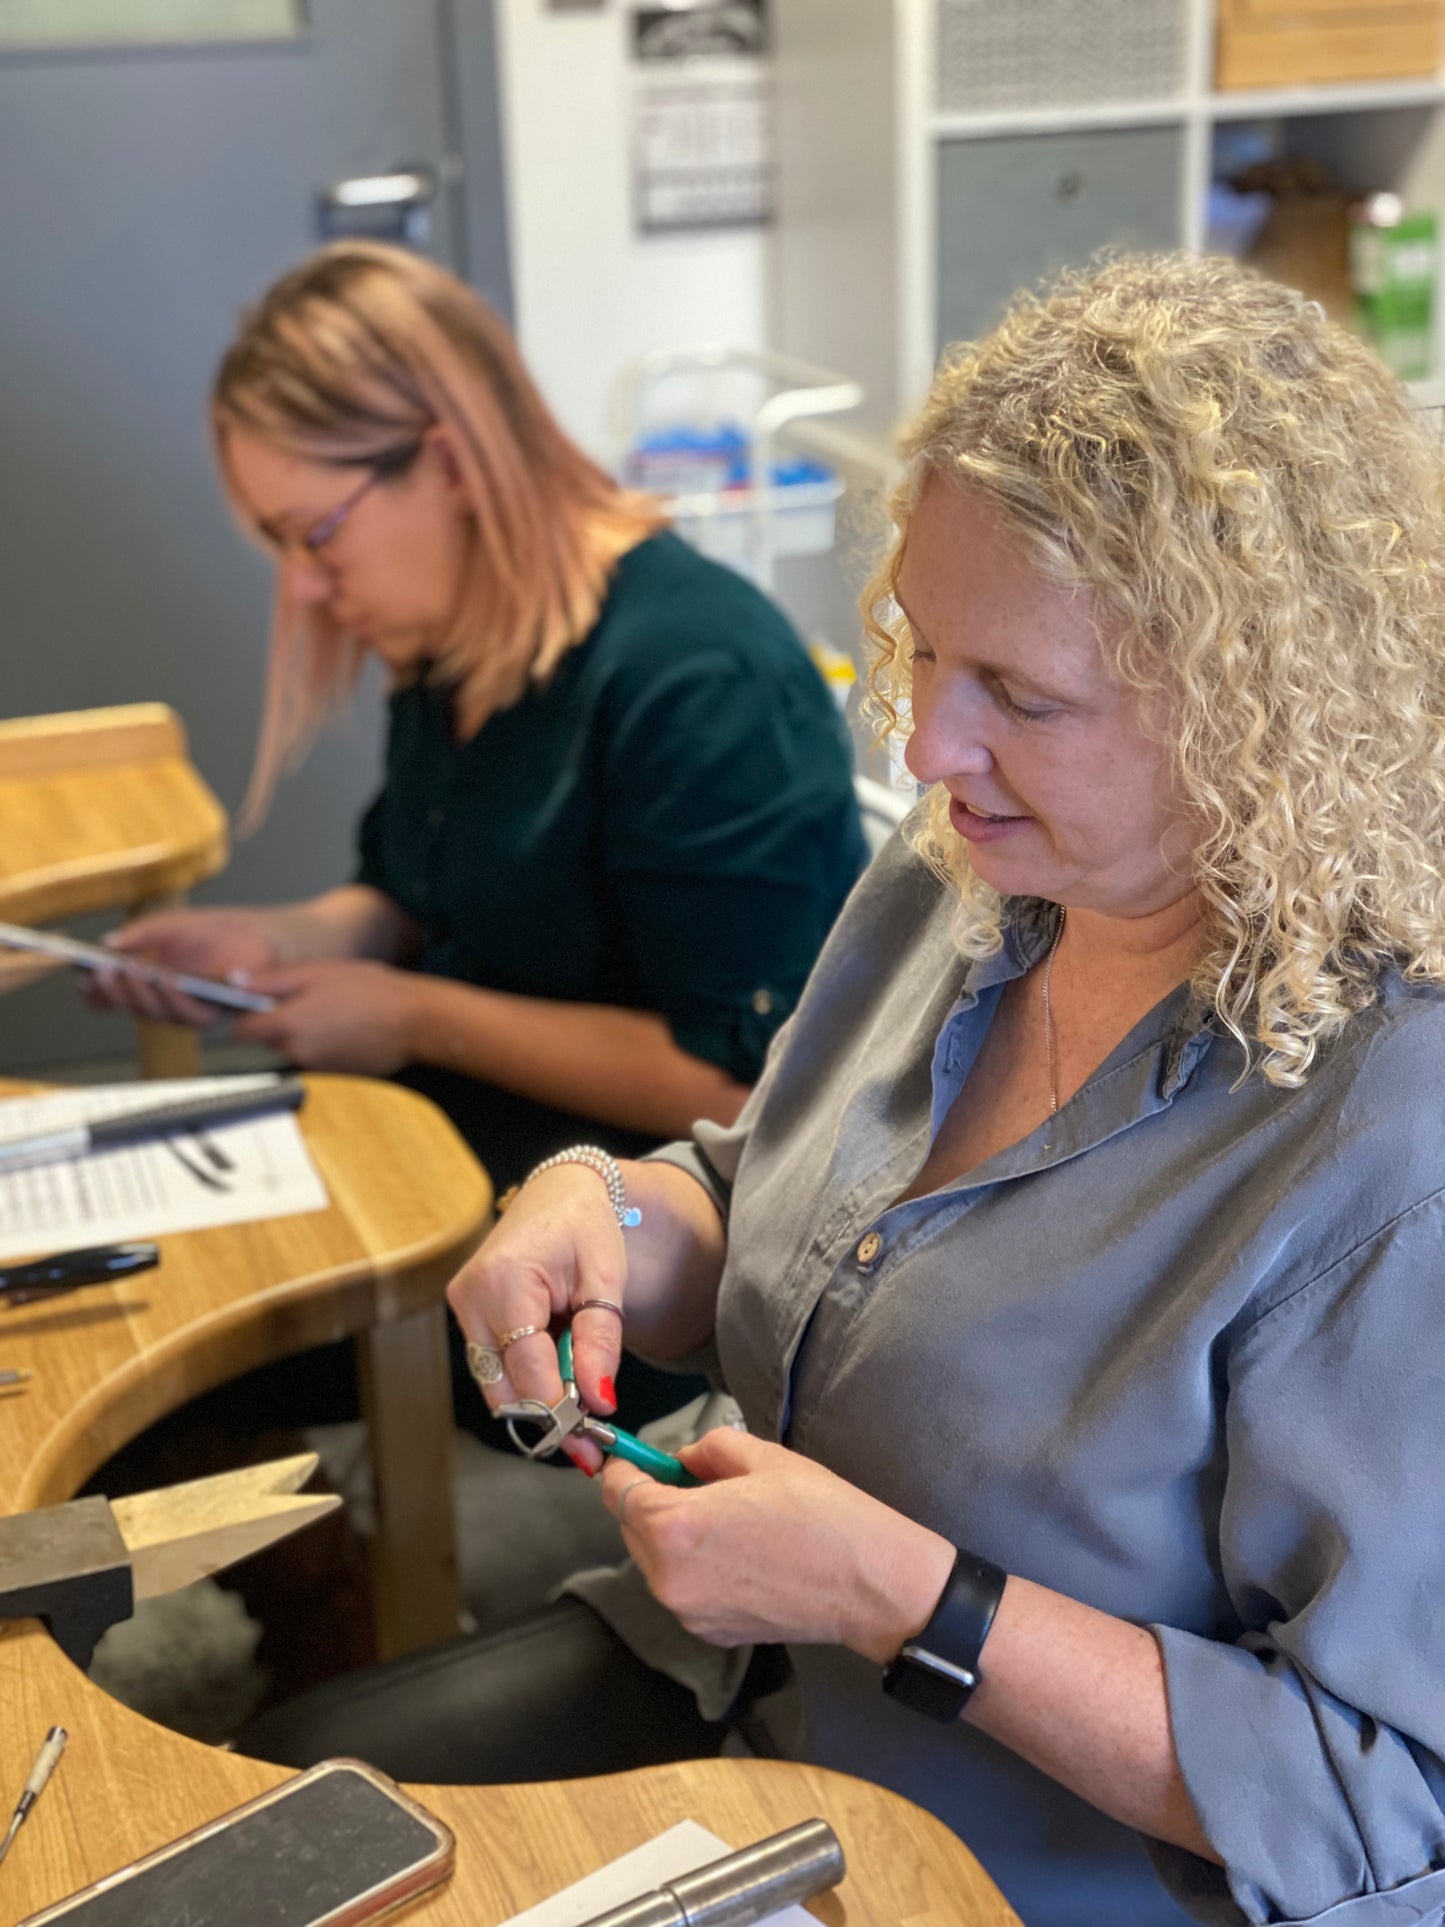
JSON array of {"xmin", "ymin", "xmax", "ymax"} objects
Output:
[{"xmin": 1217, "ymin": 0, "xmax": 1445, "ymax": 90}]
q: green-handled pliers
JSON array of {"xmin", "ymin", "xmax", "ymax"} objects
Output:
[{"xmin": 496, "ymin": 1328, "xmax": 700, "ymax": 1486}]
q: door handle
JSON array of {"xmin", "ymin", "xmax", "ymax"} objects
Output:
[{"xmin": 317, "ymin": 165, "xmax": 437, "ymax": 246}]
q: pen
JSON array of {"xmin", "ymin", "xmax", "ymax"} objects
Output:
[
  {"xmin": 0, "ymin": 1242, "xmax": 160, "ymax": 1299},
  {"xmin": 0, "ymin": 1726, "xmax": 67, "ymax": 1869},
  {"xmin": 0, "ymin": 1078, "xmax": 306, "ymax": 1176},
  {"xmin": 0, "ymin": 1370, "xmax": 32, "ymax": 1389}
]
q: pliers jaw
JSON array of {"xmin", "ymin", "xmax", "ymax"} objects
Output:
[
  {"xmin": 496, "ymin": 1388, "xmax": 587, "ymax": 1462},
  {"xmin": 495, "ymin": 1326, "xmax": 599, "ymax": 1461},
  {"xmin": 494, "ymin": 1326, "xmax": 696, "ymax": 1485}
]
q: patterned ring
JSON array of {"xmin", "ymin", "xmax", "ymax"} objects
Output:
[
  {"xmin": 465, "ymin": 1342, "xmax": 504, "ymax": 1387},
  {"xmin": 496, "ymin": 1324, "xmax": 545, "ymax": 1353},
  {"xmin": 573, "ymin": 1298, "xmax": 624, "ymax": 1323}
]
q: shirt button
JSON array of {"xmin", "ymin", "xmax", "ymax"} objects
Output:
[
  {"xmin": 751, "ymin": 987, "xmax": 774, "ymax": 1015},
  {"xmin": 427, "ymin": 806, "xmax": 445, "ymax": 829},
  {"xmin": 856, "ymin": 1230, "xmax": 882, "ymax": 1266}
]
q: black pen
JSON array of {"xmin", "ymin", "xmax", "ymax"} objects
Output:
[
  {"xmin": 0, "ymin": 1242, "xmax": 160, "ymax": 1298},
  {"xmin": 0, "ymin": 1077, "xmax": 305, "ymax": 1176}
]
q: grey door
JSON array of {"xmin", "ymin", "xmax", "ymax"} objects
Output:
[
  {"xmin": 937, "ymin": 125, "xmax": 1184, "ymax": 353},
  {"xmin": 0, "ymin": 0, "xmax": 510, "ymax": 1068}
]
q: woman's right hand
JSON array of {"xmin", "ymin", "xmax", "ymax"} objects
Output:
[
  {"xmin": 446, "ymin": 1167, "xmax": 628, "ymax": 1471},
  {"xmin": 86, "ymin": 906, "xmax": 288, "ymax": 1026}
]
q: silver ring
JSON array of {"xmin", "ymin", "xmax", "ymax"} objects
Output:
[
  {"xmin": 466, "ymin": 1342, "xmax": 504, "ymax": 1386},
  {"xmin": 573, "ymin": 1298, "xmax": 624, "ymax": 1323},
  {"xmin": 497, "ymin": 1324, "xmax": 544, "ymax": 1353},
  {"xmin": 616, "ymin": 1477, "xmax": 651, "ymax": 1529}
]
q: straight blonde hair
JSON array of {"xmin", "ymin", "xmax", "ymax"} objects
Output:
[{"xmin": 213, "ymin": 241, "xmax": 665, "ymax": 825}]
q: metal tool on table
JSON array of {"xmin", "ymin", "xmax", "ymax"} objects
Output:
[
  {"xmin": 0, "ymin": 1077, "xmax": 304, "ymax": 1176},
  {"xmin": 0, "ymin": 1455, "xmax": 340, "ymax": 1667},
  {"xmin": 0, "ymin": 1726, "xmax": 67, "ymax": 1871},
  {"xmin": 497, "ymin": 1329, "xmax": 701, "ymax": 1487},
  {"xmin": 572, "ymin": 1818, "xmax": 845, "ymax": 1927}
]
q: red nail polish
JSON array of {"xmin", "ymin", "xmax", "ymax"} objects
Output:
[
  {"xmin": 599, "ymin": 1376, "xmax": 617, "ymax": 1411},
  {"xmin": 561, "ymin": 1442, "xmax": 593, "ymax": 1476}
]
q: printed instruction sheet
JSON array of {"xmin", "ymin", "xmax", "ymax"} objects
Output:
[{"xmin": 0, "ymin": 1076, "xmax": 328, "ymax": 1263}]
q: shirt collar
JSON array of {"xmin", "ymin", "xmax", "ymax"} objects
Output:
[{"xmin": 958, "ymin": 897, "xmax": 1218, "ymax": 1100}]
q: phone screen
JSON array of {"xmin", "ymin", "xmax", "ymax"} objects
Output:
[{"xmin": 24, "ymin": 1762, "xmax": 452, "ymax": 1927}]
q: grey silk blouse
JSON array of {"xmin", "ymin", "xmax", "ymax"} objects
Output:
[{"xmin": 648, "ymin": 820, "xmax": 1445, "ymax": 1927}]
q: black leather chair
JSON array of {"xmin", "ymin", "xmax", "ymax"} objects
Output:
[{"xmin": 236, "ymin": 1597, "xmax": 729, "ymax": 1784}]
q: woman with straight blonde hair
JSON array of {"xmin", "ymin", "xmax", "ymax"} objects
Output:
[{"xmin": 93, "ymin": 240, "xmax": 865, "ymax": 1425}]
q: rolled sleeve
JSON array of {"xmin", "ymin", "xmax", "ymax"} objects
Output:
[
  {"xmin": 607, "ymin": 873, "xmax": 816, "ymax": 1083},
  {"xmin": 642, "ymin": 1017, "xmax": 790, "ymax": 1209},
  {"xmin": 600, "ymin": 648, "xmax": 863, "ymax": 1085},
  {"xmin": 643, "ymin": 1139, "xmax": 733, "ymax": 1217},
  {"xmin": 1151, "ymin": 1193, "xmax": 1445, "ymax": 1924}
]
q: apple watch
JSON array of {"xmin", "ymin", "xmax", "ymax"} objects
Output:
[{"xmin": 881, "ymin": 1548, "xmax": 1008, "ymax": 1722}]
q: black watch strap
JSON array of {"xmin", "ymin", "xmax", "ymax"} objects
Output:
[{"xmin": 881, "ymin": 1548, "xmax": 1008, "ymax": 1723}]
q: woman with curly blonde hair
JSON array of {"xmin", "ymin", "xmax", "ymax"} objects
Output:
[
  {"xmin": 870, "ymin": 251, "xmax": 1445, "ymax": 1089},
  {"xmin": 272, "ymin": 254, "xmax": 1445, "ymax": 1927}
]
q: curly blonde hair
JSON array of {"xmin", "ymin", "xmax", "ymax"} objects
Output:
[{"xmin": 864, "ymin": 252, "xmax": 1445, "ymax": 1087}]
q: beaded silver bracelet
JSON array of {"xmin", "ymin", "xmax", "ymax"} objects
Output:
[{"xmin": 515, "ymin": 1145, "xmax": 641, "ymax": 1228}]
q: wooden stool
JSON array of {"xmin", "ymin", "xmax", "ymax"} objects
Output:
[{"xmin": 0, "ymin": 703, "xmax": 229, "ymax": 1076}]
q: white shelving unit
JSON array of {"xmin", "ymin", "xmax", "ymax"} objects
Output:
[{"xmin": 771, "ymin": 0, "xmax": 1445, "ymax": 433}]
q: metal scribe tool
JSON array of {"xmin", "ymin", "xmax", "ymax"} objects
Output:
[
  {"xmin": 0, "ymin": 1726, "xmax": 67, "ymax": 1870},
  {"xmin": 570, "ymin": 1819, "xmax": 844, "ymax": 1927}
]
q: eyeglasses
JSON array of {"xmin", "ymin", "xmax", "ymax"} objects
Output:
[{"xmin": 262, "ymin": 443, "xmax": 423, "ymax": 560}]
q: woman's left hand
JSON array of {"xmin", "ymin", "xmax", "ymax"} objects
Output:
[
  {"xmin": 231, "ymin": 959, "xmax": 425, "ymax": 1075},
  {"xmin": 601, "ymin": 1429, "xmax": 954, "ymax": 1663}
]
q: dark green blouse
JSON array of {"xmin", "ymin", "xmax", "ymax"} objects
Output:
[{"xmin": 356, "ymin": 531, "xmax": 867, "ymax": 1190}]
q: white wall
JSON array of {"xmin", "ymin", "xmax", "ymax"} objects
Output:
[{"xmin": 494, "ymin": 0, "xmax": 771, "ymax": 464}]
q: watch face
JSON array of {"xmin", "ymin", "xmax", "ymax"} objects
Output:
[
  {"xmin": 882, "ymin": 1645, "xmax": 977, "ymax": 1723},
  {"xmin": 882, "ymin": 1548, "xmax": 1006, "ymax": 1722},
  {"xmin": 902, "ymin": 1642, "xmax": 976, "ymax": 1690}
]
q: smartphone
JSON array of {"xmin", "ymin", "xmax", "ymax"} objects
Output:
[
  {"xmin": 18, "ymin": 1759, "xmax": 455, "ymax": 1927},
  {"xmin": 0, "ymin": 921, "xmax": 275, "ymax": 1014}
]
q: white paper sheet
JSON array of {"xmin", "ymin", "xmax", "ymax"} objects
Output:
[
  {"xmin": 498, "ymin": 1818, "xmax": 823, "ymax": 1927},
  {"xmin": 0, "ymin": 1076, "xmax": 329, "ymax": 1262}
]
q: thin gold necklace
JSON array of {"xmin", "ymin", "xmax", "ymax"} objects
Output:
[{"xmin": 1041, "ymin": 909, "xmax": 1066, "ymax": 1117}]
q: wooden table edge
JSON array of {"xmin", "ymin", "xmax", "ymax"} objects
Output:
[
  {"xmin": 0, "ymin": 1076, "xmax": 1019, "ymax": 1926},
  {"xmin": 0, "ymin": 1073, "xmax": 491, "ymax": 1515}
]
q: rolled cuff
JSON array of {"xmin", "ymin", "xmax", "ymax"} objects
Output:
[
  {"xmin": 667, "ymin": 988, "xmax": 794, "ymax": 1086},
  {"xmin": 642, "ymin": 1140, "xmax": 732, "ymax": 1218},
  {"xmin": 1279, "ymin": 1869, "xmax": 1445, "ymax": 1924},
  {"xmin": 1153, "ymin": 1624, "xmax": 1445, "ymax": 1925}
]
